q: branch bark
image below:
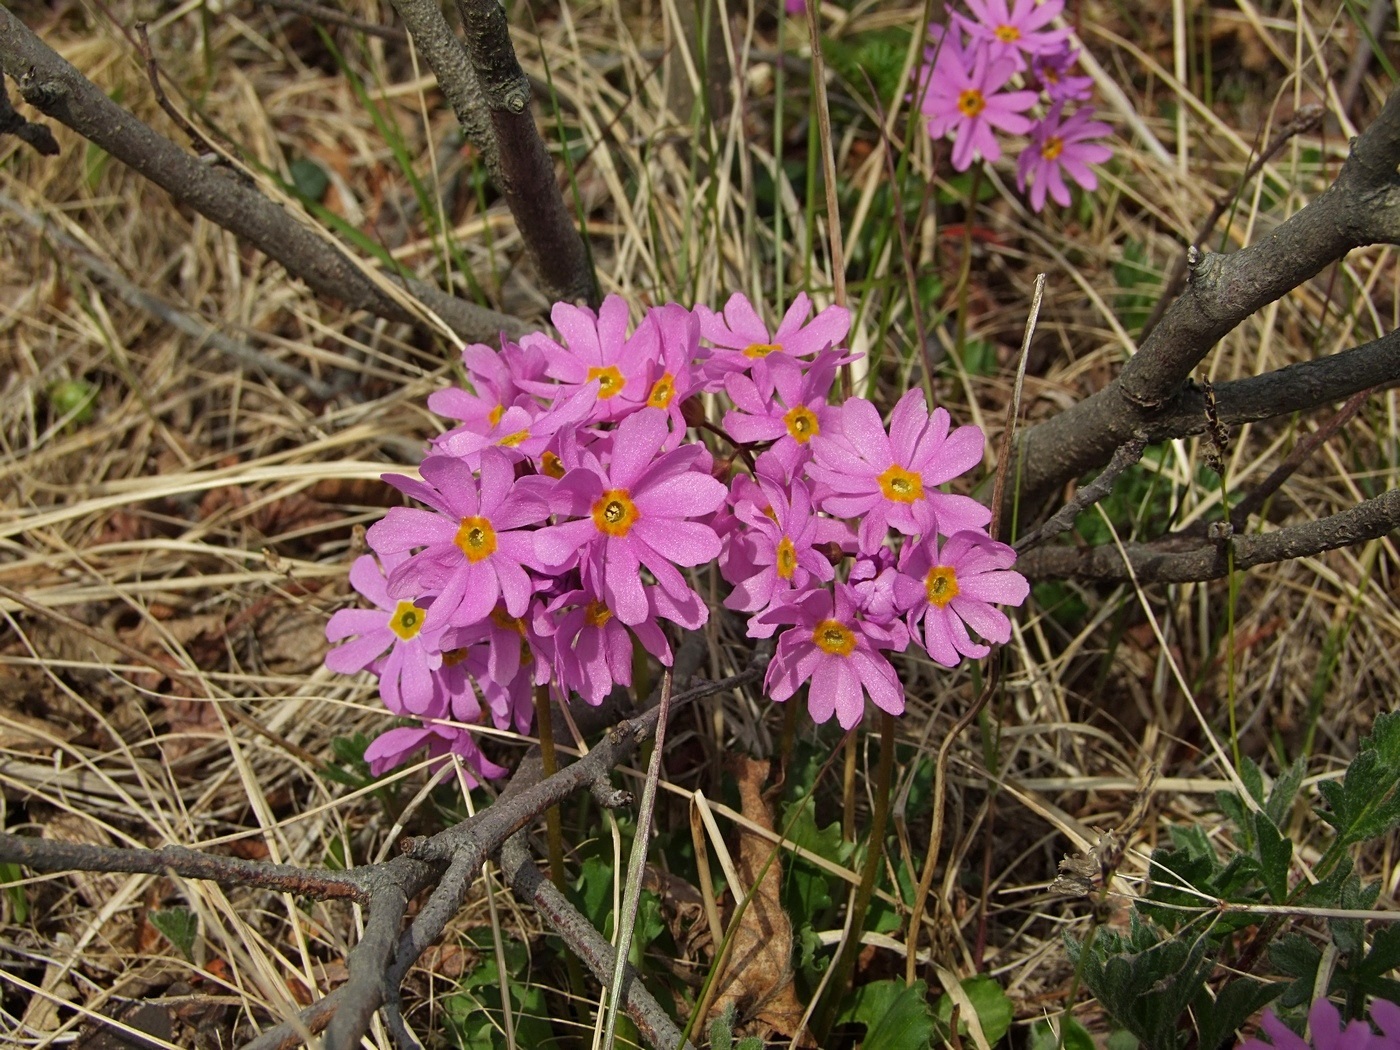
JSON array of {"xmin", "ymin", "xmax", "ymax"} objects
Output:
[
  {"xmin": 1012, "ymin": 86, "xmax": 1400, "ymax": 518},
  {"xmin": 0, "ymin": 8, "xmax": 528, "ymax": 344},
  {"xmin": 387, "ymin": 0, "xmax": 598, "ymax": 305},
  {"xmin": 1015, "ymin": 488, "xmax": 1400, "ymax": 583}
]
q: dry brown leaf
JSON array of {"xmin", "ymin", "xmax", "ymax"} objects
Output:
[{"xmin": 711, "ymin": 755, "xmax": 809, "ymax": 1042}]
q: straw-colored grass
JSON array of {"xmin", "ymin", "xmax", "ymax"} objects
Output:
[{"xmin": 2, "ymin": 0, "xmax": 1397, "ymax": 1044}]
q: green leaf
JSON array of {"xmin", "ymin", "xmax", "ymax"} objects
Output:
[
  {"xmin": 1317, "ymin": 711, "xmax": 1400, "ymax": 849},
  {"xmin": 1, "ymin": 863, "xmax": 29, "ymax": 924},
  {"xmin": 628, "ymin": 890, "xmax": 665, "ymax": 968},
  {"xmin": 935, "ymin": 976, "xmax": 1013, "ymax": 1045},
  {"xmin": 1067, "ymin": 917, "xmax": 1210, "ymax": 1050},
  {"xmin": 1216, "ymin": 790, "xmax": 1253, "ymax": 848},
  {"xmin": 1191, "ymin": 978, "xmax": 1282, "ymax": 1050},
  {"xmin": 47, "ymin": 379, "xmax": 99, "ymax": 424},
  {"xmin": 1029, "ymin": 1017, "xmax": 1096, "ymax": 1050},
  {"xmin": 288, "ymin": 157, "xmax": 329, "ymax": 203},
  {"xmin": 1266, "ymin": 758, "xmax": 1308, "ymax": 827},
  {"xmin": 1240, "ymin": 756, "xmax": 1266, "ymax": 809},
  {"xmin": 780, "ymin": 798, "xmax": 853, "ymax": 925},
  {"xmin": 573, "ymin": 855, "xmax": 614, "ymax": 934},
  {"xmin": 1269, "ymin": 933, "xmax": 1321, "ymax": 1009},
  {"xmin": 840, "ymin": 979, "xmax": 936, "ymax": 1050},
  {"xmin": 148, "ymin": 907, "xmax": 198, "ymax": 961},
  {"xmin": 1251, "ymin": 812, "xmax": 1293, "ymax": 903}
]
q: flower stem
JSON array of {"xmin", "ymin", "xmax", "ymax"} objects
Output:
[{"xmin": 813, "ymin": 713, "xmax": 896, "ymax": 1042}]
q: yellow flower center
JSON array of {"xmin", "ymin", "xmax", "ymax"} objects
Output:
[
  {"xmin": 587, "ymin": 364, "xmax": 626, "ymax": 399},
  {"xmin": 812, "ymin": 619, "xmax": 856, "ymax": 656},
  {"xmin": 540, "ymin": 450, "xmax": 566, "ymax": 478},
  {"xmin": 499, "ymin": 429, "xmax": 530, "ymax": 447},
  {"xmin": 591, "ymin": 489, "xmax": 640, "ymax": 537},
  {"xmin": 925, "ymin": 566, "xmax": 960, "ymax": 607},
  {"xmin": 743, "ymin": 342, "xmax": 782, "ymax": 359},
  {"xmin": 775, "ymin": 537, "xmax": 797, "ymax": 580},
  {"xmin": 441, "ymin": 646, "xmax": 471, "ymax": 667},
  {"xmin": 957, "ymin": 89, "xmax": 986, "ymax": 118},
  {"xmin": 877, "ymin": 464, "xmax": 924, "ymax": 504},
  {"xmin": 585, "ymin": 600, "xmax": 613, "ymax": 628},
  {"xmin": 783, "ymin": 405, "xmax": 819, "ymax": 443},
  {"xmin": 454, "ymin": 515, "xmax": 498, "ymax": 562},
  {"xmin": 389, "ymin": 601, "xmax": 425, "ymax": 641},
  {"xmin": 994, "ymin": 23, "xmax": 1020, "ymax": 42},
  {"xmin": 647, "ymin": 373, "xmax": 675, "ymax": 409},
  {"xmin": 490, "ymin": 606, "xmax": 526, "ymax": 634},
  {"xmin": 1041, "ymin": 135, "xmax": 1065, "ymax": 161},
  {"xmin": 487, "ymin": 404, "xmax": 505, "ymax": 427}
]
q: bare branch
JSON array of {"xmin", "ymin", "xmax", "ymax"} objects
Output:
[
  {"xmin": 0, "ymin": 834, "xmax": 369, "ymax": 901},
  {"xmin": 453, "ymin": 0, "xmax": 599, "ymax": 305},
  {"xmin": 0, "ymin": 8, "xmax": 528, "ymax": 343},
  {"xmin": 1012, "ymin": 86, "xmax": 1400, "ymax": 515},
  {"xmin": 499, "ymin": 834, "xmax": 696, "ymax": 1050},
  {"xmin": 1015, "ymin": 488, "xmax": 1400, "ymax": 584},
  {"xmin": 0, "ymin": 81, "xmax": 58, "ymax": 155},
  {"xmin": 1138, "ymin": 105, "xmax": 1326, "ymax": 341}
]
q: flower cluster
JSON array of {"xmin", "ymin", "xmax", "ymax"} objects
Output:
[
  {"xmin": 917, "ymin": 0, "xmax": 1112, "ymax": 211},
  {"xmin": 325, "ymin": 292, "xmax": 1028, "ymax": 780}
]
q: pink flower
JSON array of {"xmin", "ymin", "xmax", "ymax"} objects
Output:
[
  {"xmin": 1016, "ymin": 103, "xmax": 1113, "ymax": 212},
  {"xmin": 759, "ymin": 584, "xmax": 905, "ymax": 729},
  {"xmin": 426, "ymin": 338, "xmax": 546, "ymax": 437},
  {"xmin": 544, "ymin": 584, "xmax": 678, "ymax": 705},
  {"xmin": 1239, "ymin": 998, "xmax": 1400, "ymax": 1050},
  {"xmin": 920, "ymin": 44, "xmax": 1038, "ymax": 171},
  {"xmin": 698, "ymin": 292, "xmax": 851, "ymax": 387},
  {"xmin": 367, "ymin": 448, "xmax": 551, "ymax": 630},
  {"xmin": 433, "ymin": 386, "xmax": 594, "ymax": 468},
  {"xmin": 723, "ymin": 350, "xmax": 841, "ymax": 480},
  {"xmin": 363, "ymin": 721, "xmax": 509, "ymax": 785},
  {"xmin": 325, "ymin": 552, "xmax": 443, "ymax": 715},
  {"xmin": 849, "ymin": 548, "xmax": 907, "ymax": 638},
  {"xmin": 1031, "ymin": 44, "xmax": 1094, "ymax": 102},
  {"xmin": 534, "ymin": 408, "xmax": 727, "ymax": 625},
  {"xmin": 520, "ymin": 294, "xmax": 658, "ymax": 422},
  {"xmin": 723, "ymin": 475, "xmax": 839, "ymax": 635},
  {"xmin": 953, "ymin": 0, "xmax": 1071, "ymax": 68},
  {"xmin": 785, "ymin": 0, "xmax": 805, "ymax": 14},
  {"xmin": 894, "ymin": 530, "xmax": 1028, "ymax": 666},
  {"xmin": 808, "ymin": 389, "xmax": 991, "ymax": 553},
  {"xmin": 641, "ymin": 303, "xmax": 708, "ymax": 448}
]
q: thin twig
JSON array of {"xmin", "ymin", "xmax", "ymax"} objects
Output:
[
  {"xmin": 1229, "ymin": 388, "xmax": 1374, "ymax": 532},
  {"xmin": 1014, "ymin": 434, "xmax": 1149, "ymax": 552},
  {"xmin": 254, "ymin": 0, "xmax": 409, "ymax": 42}
]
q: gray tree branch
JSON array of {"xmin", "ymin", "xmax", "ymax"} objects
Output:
[
  {"xmin": 0, "ymin": 8, "xmax": 528, "ymax": 344},
  {"xmin": 1015, "ymin": 488, "xmax": 1400, "ymax": 583},
  {"xmin": 387, "ymin": 0, "xmax": 597, "ymax": 305},
  {"xmin": 1012, "ymin": 86, "xmax": 1400, "ymax": 517}
]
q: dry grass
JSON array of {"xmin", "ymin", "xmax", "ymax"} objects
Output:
[{"xmin": 1, "ymin": 0, "xmax": 1398, "ymax": 1044}]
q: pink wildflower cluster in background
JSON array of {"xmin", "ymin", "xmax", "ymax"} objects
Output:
[
  {"xmin": 917, "ymin": 0, "xmax": 1112, "ymax": 211},
  {"xmin": 325, "ymin": 293, "xmax": 1028, "ymax": 781}
]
